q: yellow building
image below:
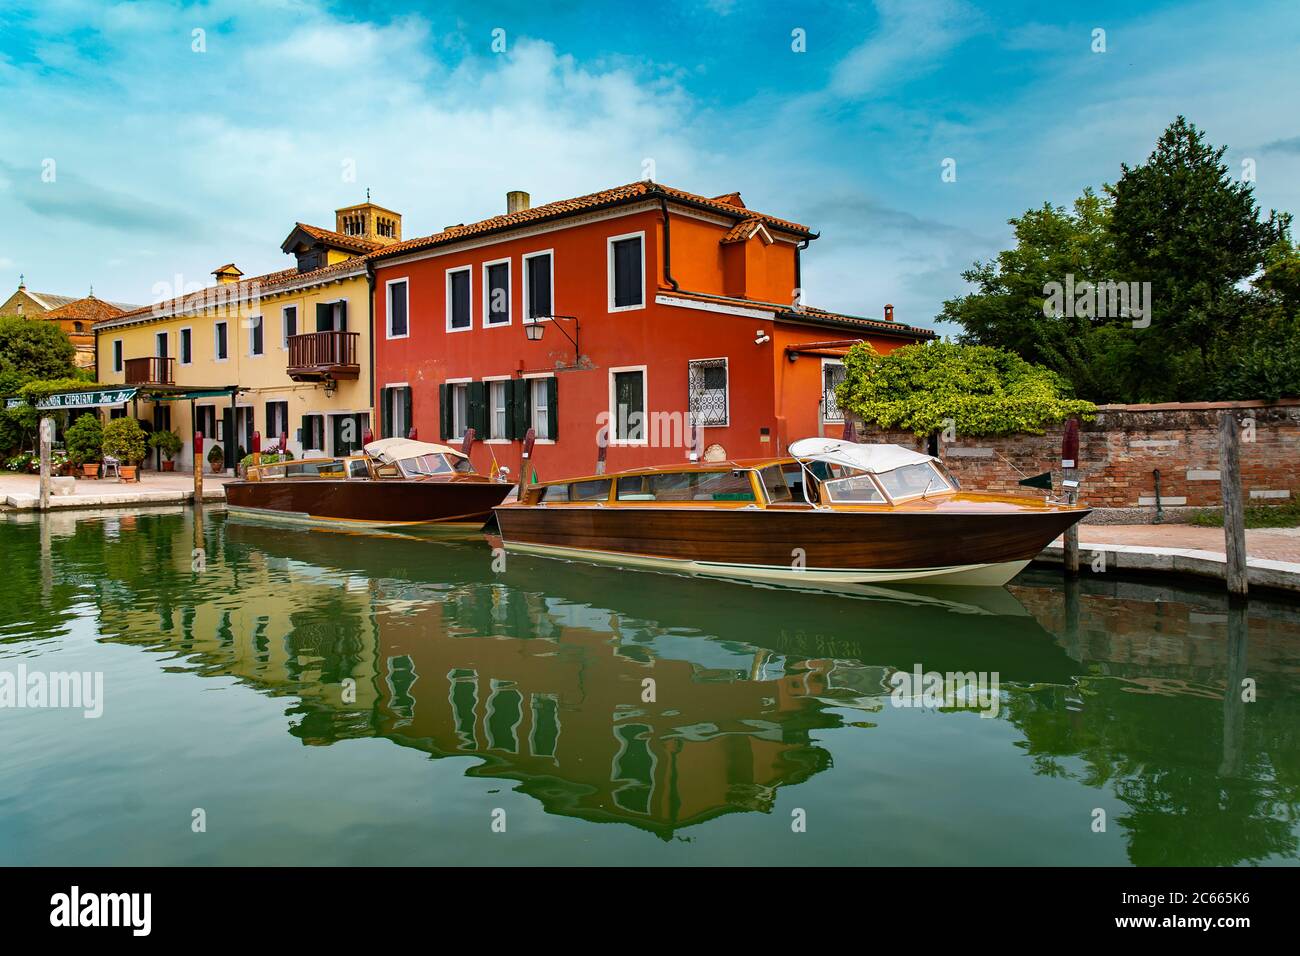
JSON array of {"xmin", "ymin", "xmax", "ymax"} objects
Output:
[{"xmin": 92, "ymin": 201, "xmax": 402, "ymax": 471}]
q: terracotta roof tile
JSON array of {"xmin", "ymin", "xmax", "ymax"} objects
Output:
[
  {"xmin": 662, "ymin": 290, "xmax": 935, "ymax": 340},
  {"xmin": 96, "ymin": 257, "xmax": 364, "ymax": 329},
  {"xmin": 372, "ymin": 181, "xmax": 812, "ymax": 261},
  {"xmin": 46, "ymin": 297, "xmax": 129, "ymax": 322},
  {"xmin": 294, "ymin": 222, "xmax": 382, "ymax": 253},
  {"xmin": 720, "ymin": 218, "xmax": 766, "ymax": 244}
]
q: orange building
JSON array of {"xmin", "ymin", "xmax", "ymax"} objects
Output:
[
  {"xmin": 370, "ymin": 182, "xmax": 934, "ymax": 480},
  {"xmin": 1, "ymin": 277, "xmax": 139, "ymax": 371}
]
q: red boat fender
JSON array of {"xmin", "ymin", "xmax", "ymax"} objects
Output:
[
  {"xmin": 596, "ymin": 439, "xmax": 608, "ymax": 475},
  {"xmin": 461, "ymin": 427, "xmax": 476, "ymax": 456},
  {"xmin": 522, "ymin": 428, "xmax": 537, "ymax": 484},
  {"xmin": 1062, "ymin": 419, "xmax": 1079, "ymax": 469}
]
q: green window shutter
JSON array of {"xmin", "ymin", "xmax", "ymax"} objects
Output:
[
  {"xmin": 316, "ymin": 302, "xmax": 331, "ymax": 332},
  {"xmin": 379, "ymin": 388, "xmax": 390, "ymax": 439},
  {"xmin": 509, "ymin": 378, "xmax": 530, "ymax": 440},
  {"xmin": 546, "ymin": 376, "xmax": 559, "ymax": 441},
  {"xmin": 468, "ymin": 381, "xmax": 487, "ymax": 437},
  {"xmin": 401, "ymin": 388, "xmax": 412, "ymax": 439},
  {"xmin": 338, "ymin": 300, "xmax": 348, "ymax": 331},
  {"xmin": 439, "ymin": 384, "xmax": 451, "ymax": 441},
  {"xmin": 300, "ymin": 415, "xmax": 309, "ymax": 446}
]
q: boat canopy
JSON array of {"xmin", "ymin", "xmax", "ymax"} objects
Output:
[
  {"xmin": 788, "ymin": 437, "xmax": 937, "ymax": 474},
  {"xmin": 363, "ymin": 438, "xmax": 467, "ymax": 462}
]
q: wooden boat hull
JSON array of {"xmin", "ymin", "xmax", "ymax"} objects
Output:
[
  {"xmin": 225, "ymin": 477, "xmax": 513, "ymax": 529},
  {"xmin": 493, "ymin": 505, "xmax": 1088, "ymax": 588}
]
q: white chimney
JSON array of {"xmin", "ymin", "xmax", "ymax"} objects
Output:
[{"xmin": 507, "ymin": 190, "xmax": 530, "ymax": 215}]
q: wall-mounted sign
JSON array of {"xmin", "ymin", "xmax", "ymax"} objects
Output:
[{"xmin": 34, "ymin": 387, "xmax": 138, "ymax": 410}]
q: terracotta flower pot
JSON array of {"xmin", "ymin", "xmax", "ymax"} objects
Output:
[
  {"xmin": 161, "ymin": 460, "xmax": 175, "ymax": 472},
  {"xmin": 82, "ymin": 463, "xmax": 100, "ymax": 479},
  {"xmin": 120, "ymin": 465, "xmax": 138, "ymax": 481},
  {"xmin": 210, "ymin": 461, "xmax": 224, "ymax": 474}
]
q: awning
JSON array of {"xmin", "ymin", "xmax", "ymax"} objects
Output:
[
  {"xmin": 148, "ymin": 387, "xmax": 240, "ymax": 402},
  {"xmin": 788, "ymin": 437, "xmax": 937, "ymax": 474},
  {"xmin": 31, "ymin": 387, "xmax": 138, "ymax": 410}
]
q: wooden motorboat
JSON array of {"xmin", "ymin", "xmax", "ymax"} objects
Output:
[
  {"xmin": 493, "ymin": 437, "xmax": 1090, "ymax": 588},
  {"xmin": 224, "ymin": 438, "xmax": 514, "ymax": 529}
]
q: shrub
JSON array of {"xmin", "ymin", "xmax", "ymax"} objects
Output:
[
  {"xmin": 837, "ymin": 340, "xmax": 1097, "ymax": 437},
  {"xmin": 148, "ymin": 429, "xmax": 184, "ymax": 461},
  {"xmin": 207, "ymin": 443, "xmax": 224, "ymax": 465},
  {"xmin": 64, "ymin": 413, "xmax": 103, "ymax": 466},
  {"xmin": 102, "ymin": 417, "xmax": 147, "ymax": 465},
  {"xmin": 239, "ymin": 450, "xmax": 294, "ymax": 467}
]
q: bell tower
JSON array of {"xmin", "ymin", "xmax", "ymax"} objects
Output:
[{"xmin": 335, "ymin": 197, "xmax": 402, "ymax": 246}]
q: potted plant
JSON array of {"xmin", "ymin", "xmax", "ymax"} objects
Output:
[
  {"xmin": 102, "ymin": 417, "xmax": 147, "ymax": 481},
  {"xmin": 64, "ymin": 413, "xmax": 103, "ymax": 478},
  {"xmin": 149, "ymin": 429, "xmax": 183, "ymax": 472},
  {"xmin": 207, "ymin": 443, "xmax": 225, "ymax": 474}
]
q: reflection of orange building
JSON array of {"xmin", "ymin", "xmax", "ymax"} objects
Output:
[{"xmin": 370, "ymin": 589, "xmax": 842, "ymax": 834}]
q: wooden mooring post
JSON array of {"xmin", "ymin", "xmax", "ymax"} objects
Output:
[
  {"xmin": 38, "ymin": 417, "xmax": 53, "ymax": 512},
  {"xmin": 1218, "ymin": 411, "xmax": 1248, "ymax": 598},
  {"xmin": 1061, "ymin": 418, "xmax": 1080, "ymax": 578}
]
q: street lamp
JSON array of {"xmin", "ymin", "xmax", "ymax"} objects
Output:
[{"xmin": 523, "ymin": 315, "xmax": 580, "ymax": 367}]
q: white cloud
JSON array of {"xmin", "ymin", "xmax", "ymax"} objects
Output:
[{"xmin": 830, "ymin": 0, "xmax": 981, "ymax": 97}]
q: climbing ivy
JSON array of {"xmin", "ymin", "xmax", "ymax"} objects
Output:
[{"xmin": 837, "ymin": 340, "xmax": 1096, "ymax": 437}]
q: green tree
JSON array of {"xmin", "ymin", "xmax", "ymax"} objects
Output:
[
  {"xmin": 0, "ymin": 315, "xmax": 78, "ymax": 391},
  {"xmin": 836, "ymin": 340, "xmax": 1094, "ymax": 437},
  {"xmin": 1107, "ymin": 116, "xmax": 1290, "ymax": 392}
]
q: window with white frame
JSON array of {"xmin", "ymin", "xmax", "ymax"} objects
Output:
[
  {"xmin": 446, "ymin": 267, "xmax": 472, "ymax": 331},
  {"xmin": 265, "ymin": 401, "xmax": 289, "ymax": 445},
  {"xmin": 608, "ymin": 233, "xmax": 644, "ymax": 311},
  {"xmin": 610, "ymin": 367, "xmax": 646, "ymax": 443},
  {"xmin": 156, "ymin": 331, "xmax": 169, "ymax": 358},
  {"xmin": 822, "ymin": 359, "xmax": 846, "ymax": 423},
  {"xmin": 483, "ymin": 260, "xmax": 510, "ymax": 326},
  {"xmin": 531, "ymin": 377, "xmax": 551, "ymax": 440},
  {"xmin": 688, "ymin": 358, "xmax": 729, "ymax": 427},
  {"xmin": 449, "ymin": 382, "xmax": 470, "ymax": 437},
  {"xmin": 387, "ymin": 280, "xmax": 408, "ymax": 338},
  {"xmin": 523, "ymin": 251, "xmax": 553, "ymax": 321},
  {"xmin": 179, "ymin": 328, "xmax": 193, "ymax": 365},
  {"xmin": 214, "ymin": 321, "xmax": 228, "ymax": 361},
  {"xmin": 488, "ymin": 379, "xmax": 509, "ymax": 439},
  {"xmin": 112, "ymin": 339, "xmax": 123, "ymax": 372}
]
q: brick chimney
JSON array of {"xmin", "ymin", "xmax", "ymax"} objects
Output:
[
  {"xmin": 884, "ymin": 303, "xmax": 895, "ymax": 322},
  {"xmin": 507, "ymin": 190, "xmax": 530, "ymax": 215}
]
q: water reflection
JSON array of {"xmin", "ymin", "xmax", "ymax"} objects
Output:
[{"xmin": 2, "ymin": 508, "xmax": 1298, "ymax": 861}]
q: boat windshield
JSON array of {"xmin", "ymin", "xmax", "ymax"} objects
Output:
[
  {"xmin": 398, "ymin": 453, "xmax": 470, "ymax": 476},
  {"xmin": 875, "ymin": 461, "xmax": 953, "ymax": 500},
  {"xmin": 822, "ymin": 473, "xmax": 886, "ymax": 503}
]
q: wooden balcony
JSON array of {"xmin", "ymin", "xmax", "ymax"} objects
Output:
[
  {"xmin": 124, "ymin": 356, "xmax": 175, "ymax": 386},
  {"xmin": 287, "ymin": 331, "xmax": 360, "ymax": 382}
]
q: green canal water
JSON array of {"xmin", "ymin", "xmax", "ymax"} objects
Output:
[{"xmin": 1, "ymin": 507, "xmax": 1298, "ymax": 866}]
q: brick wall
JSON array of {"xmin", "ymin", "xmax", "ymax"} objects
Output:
[{"xmin": 851, "ymin": 400, "xmax": 1300, "ymax": 511}]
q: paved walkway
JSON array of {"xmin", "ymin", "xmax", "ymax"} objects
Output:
[
  {"xmin": 1043, "ymin": 523, "xmax": 1300, "ymax": 594},
  {"xmin": 1078, "ymin": 524, "xmax": 1300, "ymax": 564},
  {"xmin": 1, "ymin": 471, "xmax": 230, "ymax": 510}
]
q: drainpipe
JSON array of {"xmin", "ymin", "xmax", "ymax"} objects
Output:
[
  {"xmin": 658, "ymin": 196, "xmax": 680, "ymax": 293},
  {"xmin": 794, "ymin": 234, "xmax": 818, "ymax": 307},
  {"xmin": 366, "ymin": 260, "xmax": 377, "ymax": 421}
]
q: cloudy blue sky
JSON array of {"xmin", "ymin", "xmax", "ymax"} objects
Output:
[{"xmin": 2, "ymin": 0, "xmax": 1298, "ymax": 332}]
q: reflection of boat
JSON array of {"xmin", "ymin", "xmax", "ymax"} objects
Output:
[
  {"xmin": 494, "ymin": 438, "xmax": 1090, "ymax": 588},
  {"xmin": 224, "ymin": 438, "xmax": 513, "ymax": 529}
]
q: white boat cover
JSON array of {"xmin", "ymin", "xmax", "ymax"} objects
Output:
[
  {"xmin": 787, "ymin": 437, "xmax": 937, "ymax": 474},
  {"xmin": 363, "ymin": 438, "xmax": 467, "ymax": 461}
]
